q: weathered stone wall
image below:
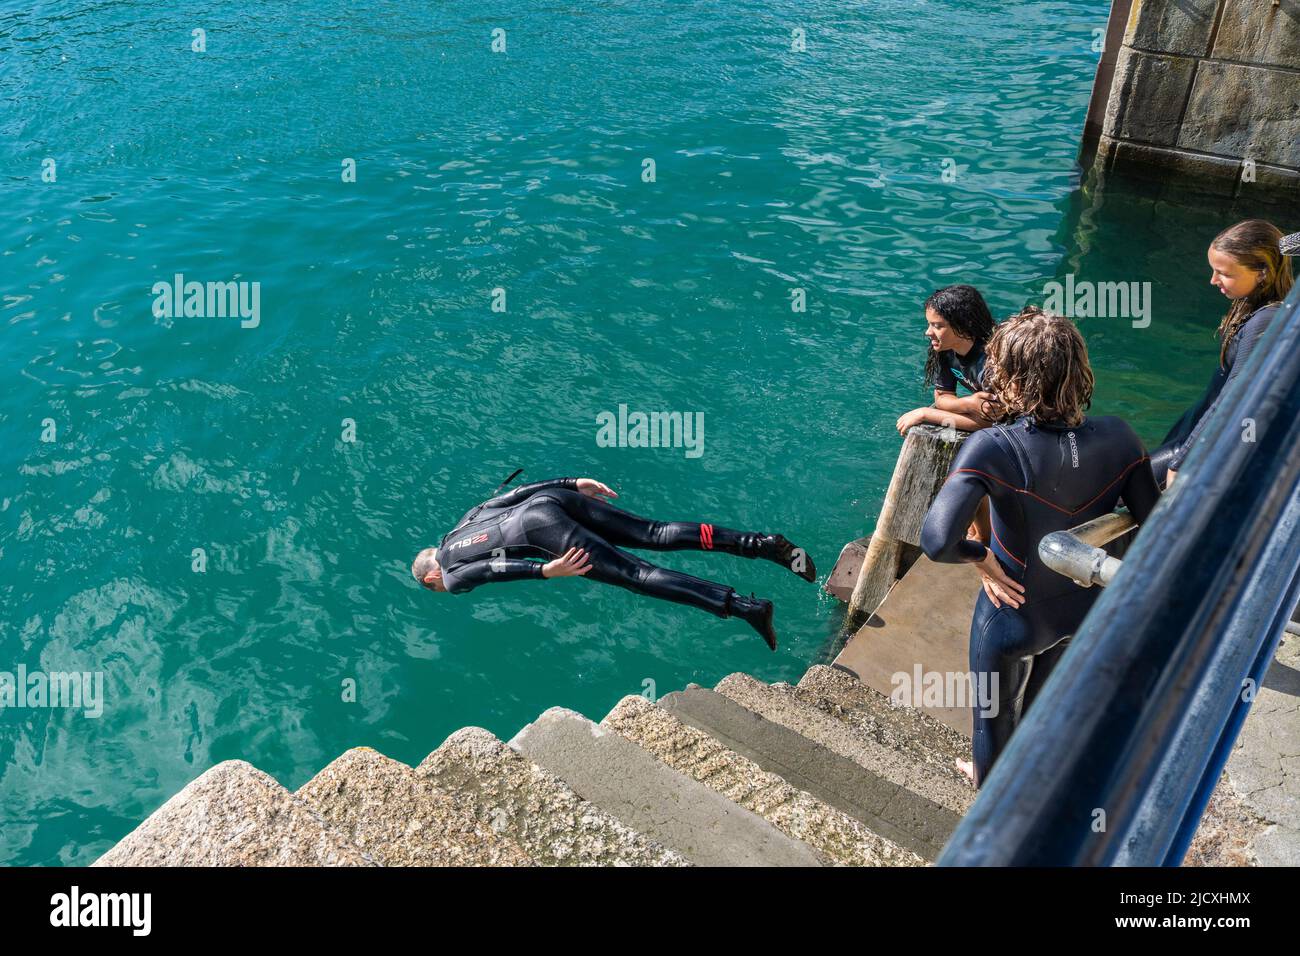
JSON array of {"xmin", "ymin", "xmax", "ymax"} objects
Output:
[{"xmin": 1088, "ymin": 0, "xmax": 1300, "ymax": 198}]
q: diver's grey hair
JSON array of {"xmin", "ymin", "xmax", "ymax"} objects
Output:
[{"xmin": 411, "ymin": 547, "xmax": 439, "ymax": 585}]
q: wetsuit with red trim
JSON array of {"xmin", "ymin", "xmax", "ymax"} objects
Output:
[
  {"xmin": 919, "ymin": 416, "xmax": 1160, "ymax": 785},
  {"xmin": 437, "ymin": 477, "xmax": 813, "ymax": 618}
]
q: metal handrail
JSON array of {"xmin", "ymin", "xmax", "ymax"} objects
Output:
[
  {"xmin": 1043, "ymin": 512, "xmax": 1300, "ymax": 632},
  {"xmin": 938, "ymin": 282, "xmax": 1300, "ymax": 866},
  {"xmin": 1039, "ymin": 512, "xmax": 1135, "ymax": 587}
]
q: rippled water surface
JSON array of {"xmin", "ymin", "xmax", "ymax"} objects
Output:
[{"xmin": 0, "ymin": 1, "xmax": 1263, "ymax": 864}]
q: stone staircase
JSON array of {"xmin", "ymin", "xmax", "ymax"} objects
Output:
[{"xmin": 93, "ymin": 663, "xmax": 1258, "ymax": 867}]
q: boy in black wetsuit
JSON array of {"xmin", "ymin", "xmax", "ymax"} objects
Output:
[
  {"xmin": 411, "ymin": 476, "xmax": 817, "ymax": 650},
  {"xmin": 920, "ymin": 307, "xmax": 1161, "ymax": 786}
]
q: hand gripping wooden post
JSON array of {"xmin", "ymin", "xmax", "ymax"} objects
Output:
[{"xmin": 845, "ymin": 423, "xmax": 970, "ymax": 630}]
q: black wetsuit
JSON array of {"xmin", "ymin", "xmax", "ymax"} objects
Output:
[
  {"xmin": 920, "ymin": 416, "xmax": 1160, "ymax": 785},
  {"xmin": 1150, "ymin": 303, "xmax": 1280, "ymax": 483},
  {"xmin": 438, "ymin": 477, "xmax": 749, "ymax": 617},
  {"xmin": 935, "ymin": 341, "xmax": 987, "ymax": 395}
]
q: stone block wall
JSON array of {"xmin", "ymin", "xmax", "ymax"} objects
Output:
[{"xmin": 1089, "ymin": 0, "xmax": 1300, "ymax": 198}]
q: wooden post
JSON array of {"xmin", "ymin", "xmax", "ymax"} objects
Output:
[{"xmin": 845, "ymin": 423, "xmax": 969, "ymax": 630}]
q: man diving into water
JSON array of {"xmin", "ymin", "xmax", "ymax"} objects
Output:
[{"xmin": 411, "ymin": 476, "xmax": 817, "ymax": 650}]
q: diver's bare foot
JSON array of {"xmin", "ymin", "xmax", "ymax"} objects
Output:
[{"xmin": 955, "ymin": 758, "xmax": 976, "ymax": 786}]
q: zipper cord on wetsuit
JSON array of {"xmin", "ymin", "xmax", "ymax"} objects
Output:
[
  {"xmin": 493, "ymin": 468, "xmax": 524, "ymax": 495},
  {"xmin": 455, "ymin": 468, "xmax": 526, "ymax": 530}
]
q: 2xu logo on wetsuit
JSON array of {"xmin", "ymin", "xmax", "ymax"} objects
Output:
[{"xmin": 447, "ymin": 533, "xmax": 491, "ymax": 552}]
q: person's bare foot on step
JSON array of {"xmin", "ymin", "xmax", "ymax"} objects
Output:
[{"xmin": 955, "ymin": 757, "xmax": 976, "ymax": 786}]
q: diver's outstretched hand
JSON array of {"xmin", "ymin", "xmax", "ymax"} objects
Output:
[
  {"xmin": 543, "ymin": 547, "xmax": 593, "ymax": 578},
  {"xmin": 576, "ymin": 479, "xmax": 618, "ymax": 501}
]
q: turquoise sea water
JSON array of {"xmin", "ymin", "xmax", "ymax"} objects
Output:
[{"xmin": 1, "ymin": 1, "xmax": 1289, "ymax": 865}]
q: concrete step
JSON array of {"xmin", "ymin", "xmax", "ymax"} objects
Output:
[
  {"xmin": 295, "ymin": 747, "xmax": 532, "ymax": 866},
  {"xmin": 795, "ymin": 664, "xmax": 974, "ymax": 776},
  {"xmin": 602, "ymin": 694, "xmax": 924, "ymax": 866},
  {"xmin": 94, "ymin": 760, "xmax": 376, "ymax": 867},
  {"xmin": 791, "ymin": 661, "xmax": 1267, "ymax": 864},
  {"xmin": 714, "ymin": 672, "xmax": 974, "ymax": 833},
  {"xmin": 832, "ymin": 556, "xmax": 982, "ymax": 735},
  {"xmin": 648, "ymin": 686, "xmax": 938, "ymax": 861},
  {"xmin": 510, "ymin": 706, "xmax": 825, "ymax": 867},
  {"xmin": 418, "ymin": 726, "xmax": 688, "ymax": 867},
  {"xmin": 787, "ymin": 666, "xmax": 1272, "ymax": 866}
]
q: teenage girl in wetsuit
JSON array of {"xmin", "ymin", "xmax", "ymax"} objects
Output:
[
  {"xmin": 1151, "ymin": 220, "xmax": 1297, "ymax": 486},
  {"xmin": 920, "ymin": 307, "xmax": 1161, "ymax": 787},
  {"xmin": 896, "ymin": 284, "xmax": 998, "ymax": 437},
  {"xmin": 896, "ymin": 284, "xmax": 1000, "ymax": 545},
  {"xmin": 411, "ymin": 477, "xmax": 817, "ymax": 650}
]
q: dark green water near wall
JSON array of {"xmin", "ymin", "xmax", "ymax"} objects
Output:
[{"xmin": 2, "ymin": 1, "xmax": 1296, "ymax": 865}]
